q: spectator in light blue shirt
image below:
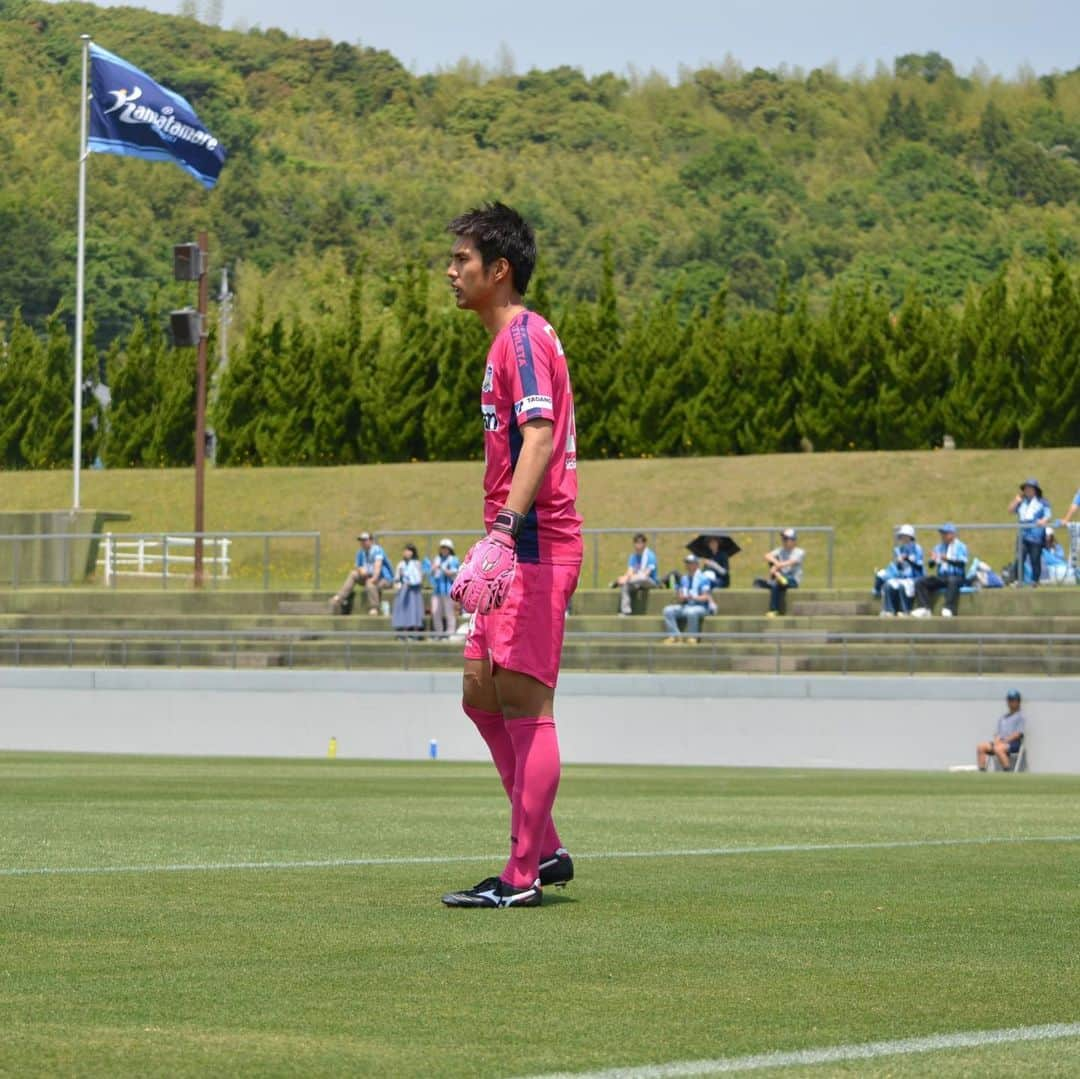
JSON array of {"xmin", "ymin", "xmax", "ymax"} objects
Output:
[
  {"xmin": 615, "ymin": 532, "xmax": 659, "ymax": 615},
  {"xmin": 430, "ymin": 538, "xmax": 460, "ymax": 639},
  {"xmin": 662, "ymin": 554, "xmax": 714, "ymax": 643},
  {"xmin": 1009, "ymin": 478, "xmax": 1052, "ymax": 587},
  {"xmin": 877, "ymin": 524, "xmax": 925, "ymax": 617},
  {"xmin": 912, "ymin": 524, "xmax": 969, "ymax": 618},
  {"xmin": 331, "ymin": 530, "xmax": 394, "ymax": 615}
]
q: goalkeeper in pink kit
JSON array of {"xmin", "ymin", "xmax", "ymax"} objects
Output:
[{"xmin": 441, "ymin": 203, "xmax": 583, "ymax": 909}]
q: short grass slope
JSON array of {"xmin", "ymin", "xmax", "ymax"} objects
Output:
[
  {"xmin": 1, "ymin": 754, "xmax": 1078, "ymax": 1077},
  {"xmin": 1, "ymin": 447, "xmax": 1079, "ymax": 588}
]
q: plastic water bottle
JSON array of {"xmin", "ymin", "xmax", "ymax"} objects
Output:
[
  {"xmin": 328, "ymin": 736, "xmax": 337, "ymax": 760},
  {"xmin": 380, "ymin": 599, "xmax": 391, "ymax": 616},
  {"xmin": 428, "ymin": 738, "xmax": 438, "ymax": 760}
]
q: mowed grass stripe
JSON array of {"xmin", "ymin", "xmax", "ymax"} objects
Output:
[
  {"xmin": 3, "ymin": 833, "xmax": 1079, "ymax": 877},
  {"xmin": 517, "ymin": 1022, "xmax": 1080, "ymax": 1078}
]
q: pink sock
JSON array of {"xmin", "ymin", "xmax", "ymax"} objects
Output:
[
  {"xmin": 502, "ymin": 716, "xmax": 562, "ymax": 889},
  {"xmin": 463, "ymin": 703, "xmax": 562, "ymax": 855}
]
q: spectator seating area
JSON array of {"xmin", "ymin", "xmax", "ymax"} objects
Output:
[{"xmin": 0, "ymin": 585, "xmax": 1079, "ymax": 675}]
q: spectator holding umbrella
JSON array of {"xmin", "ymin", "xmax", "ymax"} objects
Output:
[
  {"xmin": 687, "ymin": 533, "xmax": 740, "ymax": 590},
  {"xmin": 1009, "ymin": 478, "xmax": 1052, "ymax": 587}
]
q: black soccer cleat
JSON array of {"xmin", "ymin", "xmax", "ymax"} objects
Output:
[
  {"xmin": 441, "ymin": 876, "xmax": 542, "ymax": 908},
  {"xmin": 538, "ymin": 848, "xmax": 574, "ymax": 888}
]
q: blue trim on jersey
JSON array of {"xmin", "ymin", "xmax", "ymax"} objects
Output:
[
  {"xmin": 517, "ymin": 313, "xmax": 540, "ymax": 399},
  {"xmin": 508, "ymin": 420, "xmax": 540, "ymax": 563}
]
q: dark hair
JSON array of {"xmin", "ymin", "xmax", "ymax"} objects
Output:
[
  {"xmin": 403, "ymin": 543, "xmax": 417, "ymax": 559},
  {"xmin": 633, "ymin": 533, "xmax": 647, "ymax": 543},
  {"xmin": 447, "ymin": 201, "xmax": 536, "ymax": 295}
]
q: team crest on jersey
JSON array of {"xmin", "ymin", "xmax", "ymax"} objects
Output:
[
  {"xmin": 481, "ymin": 364, "xmax": 494, "ymax": 393},
  {"xmin": 482, "ymin": 403, "xmax": 499, "ymax": 431}
]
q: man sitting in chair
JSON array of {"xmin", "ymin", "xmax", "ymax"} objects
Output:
[{"xmin": 977, "ymin": 689, "xmax": 1026, "ymax": 771}]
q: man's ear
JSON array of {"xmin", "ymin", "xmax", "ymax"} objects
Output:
[{"xmin": 492, "ymin": 256, "xmax": 511, "ymax": 283}]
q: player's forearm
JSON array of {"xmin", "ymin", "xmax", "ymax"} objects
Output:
[{"xmin": 503, "ymin": 421, "xmax": 553, "ymax": 518}]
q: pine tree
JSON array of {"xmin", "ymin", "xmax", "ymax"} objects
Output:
[
  {"xmin": 213, "ymin": 296, "xmax": 269, "ymax": 465},
  {"xmin": 0, "ymin": 311, "xmax": 42, "ymax": 468},
  {"xmin": 20, "ymin": 313, "xmax": 74, "ymax": 469},
  {"xmin": 257, "ymin": 315, "xmax": 315, "ymax": 465},
  {"xmin": 562, "ymin": 245, "xmax": 621, "ymax": 457},
  {"xmin": 876, "ymin": 289, "xmax": 954, "ymax": 449},
  {"xmin": 944, "ymin": 274, "xmax": 1023, "ymax": 448},
  {"xmin": 376, "ymin": 267, "xmax": 440, "ymax": 461},
  {"xmin": 1019, "ymin": 249, "xmax": 1080, "ymax": 446},
  {"xmin": 103, "ymin": 317, "xmax": 158, "ymax": 466}
]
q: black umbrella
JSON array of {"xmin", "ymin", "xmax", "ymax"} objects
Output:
[{"xmin": 687, "ymin": 534, "xmax": 741, "ymax": 560}]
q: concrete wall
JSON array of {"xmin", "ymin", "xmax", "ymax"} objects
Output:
[{"xmin": 2, "ymin": 669, "xmax": 1078, "ymax": 773}]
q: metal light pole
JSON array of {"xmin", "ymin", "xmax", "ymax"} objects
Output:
[
  {"xmin": 194, "ymin": 231, "xmax": 209, "ymax": 587},
  {"xmin": 170, "ymin": 234, "xmax": 210, "ymax": 588}
]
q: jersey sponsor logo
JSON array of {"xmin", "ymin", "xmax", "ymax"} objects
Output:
[
  {"xmin": 482, "ymin": 403, "xmax": 499, "ymax": 431},
  {"xmin": 482, "ymin": 363, "xmax": 494, "ymax": 393},
  {"xmin": 514, "ymin": 394, "xmax": 553, "ymax": 415}
]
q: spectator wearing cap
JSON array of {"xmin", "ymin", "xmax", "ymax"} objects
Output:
[
  {"xmin": 912, "ymin": 524, "xmax": 968, "ymax": 618},
  {"xmin": 755, "ymin": 528, "xmax": 805, "ymax": 617},
  {"xmin": 662, "ymin": 553, "xmax": 715, "ymax": 644},
  {"xmin": 615, "ymin": 532, "xmax": 659, "ymax": 615},
  {"xmin": 876, "ymin": 524, "xmax": 925, "ymax": 617},
  {"xmin": 977, "ymin": 689, "xmax": 1026, "ymax": 771},
  {"xmin": 330, "ymin": 531, "xmax": 394, "ymax": 615},
  {"xmin": 1008, "ymin": 478, "xmax": 1053, "ymax": 587},
  {"xmin": 429, "ymin": 538, "xmax": 460, "ymax": 639}
]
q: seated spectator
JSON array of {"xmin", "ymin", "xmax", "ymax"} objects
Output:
[
  {"xmin": 875, "ymin": 524, "xmax": 924, "ymax": 617},
  {"xmin": 1038, "ymin": 527, "xmax": 1069, "ymax": 584},
  {"xmin": 391, "ymin": 543, "xmax": 425, "ymax": 638},
  {"xmin": 912, "ymin": 524, "xmax": 969, "ymax": 618},
  {"xmin": 1008, "ymin": 478, "xmax": 1052, "ymax": 587},
  {"xmin": 976, "ymin": 689, "xmax": 1026, "ymax": 771},
  {"xmin": 662, "ymin": 553, "xmax": 715, "ymax": 644},
  {"xmin": 331, "ymin": 530, "xmax": 394, "ymax": 615},
  {"xmin": 754, "ymin": 528, "xmax": 805, "ymax": 617},
  {"xmin": 699, "ymin": 535, "xmax": 732, "ymax": 590},
  {"xmin": 429, "ymin": 538, "xmax": 460, "ymax": 638},
  {"xmin": 615, "ymin": 532, "xmax": 659, "ymax": 615}
]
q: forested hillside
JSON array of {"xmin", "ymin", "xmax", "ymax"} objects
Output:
[{"xmin": 1, "ymin": 0, "xmax": 1079, "ymax": 468}]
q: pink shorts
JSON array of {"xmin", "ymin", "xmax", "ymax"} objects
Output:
[{"xmin": 463, "ymin": 562, "xmax": 580, "ymax": 688}]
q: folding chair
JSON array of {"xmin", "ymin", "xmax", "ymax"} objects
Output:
[{"xmin": 993, "ymin": 736, "xmax": 1027, "ymax": 773}]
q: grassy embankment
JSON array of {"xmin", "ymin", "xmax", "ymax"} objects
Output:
[{"xmin": 1, "ymin": 448, "xmax": 1077, "ymax": 588}]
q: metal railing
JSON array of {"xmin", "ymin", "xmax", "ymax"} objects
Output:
[
  {"xmin": 888, "ymin": 523, "xmax": 1080, "ymax": 587},
  {"xmin": 372, "ymin": 525, "xmax": 837, "ymax": 589},
  {"xmin": 1, "ymin": 627, "xmax": 1076, "ymax": 676},
  {"xmin": 0, "ymin": 531, "xmax": 321, "ymax": 590}
]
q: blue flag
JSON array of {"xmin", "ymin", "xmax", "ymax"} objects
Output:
[{"xmin": 88, "ymin": 43, "xmax": 226, "ymax": 189}]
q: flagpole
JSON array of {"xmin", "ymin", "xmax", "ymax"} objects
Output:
[{"xmin": 72, "ymin": 33, "xmax": 91, "ymax": 511}]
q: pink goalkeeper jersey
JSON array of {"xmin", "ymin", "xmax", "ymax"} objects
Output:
[{"xmin": 480, "ymin": 310, "xmax": 582, "ymax": 565}]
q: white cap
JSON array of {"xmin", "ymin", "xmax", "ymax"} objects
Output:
[
  {"xmin": 897, "ymin": 524, "xmax": 915, "ymax": 539},
  {"xmin": 438, "ymin": 537, "xmax": 455, "ymax": 551}
]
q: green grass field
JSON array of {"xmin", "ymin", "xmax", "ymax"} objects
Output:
[
  {"xmin": 2, "ymin": 754, "xmax": 1078, "ymax": 1077},
  {"xmin": 2, "ymin": 447, "xmax": 1079, "ymax": 587}
]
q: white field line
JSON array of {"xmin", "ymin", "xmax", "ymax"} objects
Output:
[
  {"xmin": 1, "ymin": 833, "xmax": 1078, "ymax": 879},
  {"xmin": 515, "ymin": 1021, "xmax": 1080, "ymax": 1078}
]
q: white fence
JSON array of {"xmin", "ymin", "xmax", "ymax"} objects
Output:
[{"xmin": 98, "ymin": 534, "xmax": 231, "ymax": 583}]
